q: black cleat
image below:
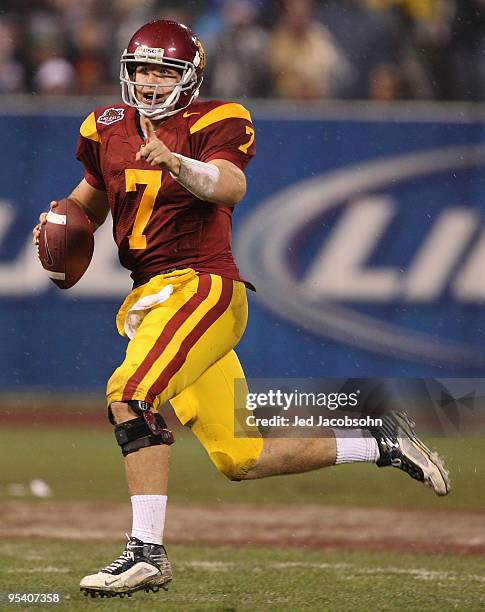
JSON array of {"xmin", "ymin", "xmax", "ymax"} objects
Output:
[{"xmin": 369, "ymin": 412, "xmax": 451, "ymax": 496}]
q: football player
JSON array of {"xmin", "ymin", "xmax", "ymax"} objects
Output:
[{"xmin": 33, "ymin": 19, "xmax": 450, "ymax": 599}]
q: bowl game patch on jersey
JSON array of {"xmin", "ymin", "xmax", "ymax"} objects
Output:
[{"xmin": 98, "ymin": 108, "xmax": 125, "ymax": 126}]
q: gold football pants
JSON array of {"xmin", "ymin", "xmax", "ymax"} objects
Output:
[{"xmin": 107, "ymin": 269, "xmax": 262, "ymax": 480}]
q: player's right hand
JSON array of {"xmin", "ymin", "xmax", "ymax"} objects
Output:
[{"xmin": 32, "ymin": 200, "xmax": 58, "ymax": 246}]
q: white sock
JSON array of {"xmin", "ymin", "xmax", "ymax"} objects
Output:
[
  {"xmin": 131, "ymin": 494, "xmax": 167, "ymax": 545},
  {"xmin": 333, "ymin": 429, "xmax": 380, "ymax": 464}
]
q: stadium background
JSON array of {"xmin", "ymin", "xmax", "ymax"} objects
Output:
[{"xmin": 1, "ymin": 1, "xmax": 485, "ymax": 610}]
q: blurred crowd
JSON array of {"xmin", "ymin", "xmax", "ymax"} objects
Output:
[{"xmin": 1, "ymin": 0, "xmax": 485, "ymax": 101}]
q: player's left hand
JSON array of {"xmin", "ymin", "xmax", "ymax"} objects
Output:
[{"xmin": 136, "ymin": 116, "xmax": 180, "ymax": 175}]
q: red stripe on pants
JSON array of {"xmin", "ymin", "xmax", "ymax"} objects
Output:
[
  {"xmin": 121, "ymin": 274, "xmax": 212, "ymax": 401},
  {"xmin": 145, "ymin": 277, "xmax": 234, "ymax": 403}
]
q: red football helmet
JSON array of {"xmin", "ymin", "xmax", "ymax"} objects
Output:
[{"xmin": 120, "ymin": 20, "xmax": 205, "ymax": 120}]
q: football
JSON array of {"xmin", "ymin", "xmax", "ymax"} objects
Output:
[{"xmin": 37, "ymin": 198, "xmax": 94, "ymax": 289}]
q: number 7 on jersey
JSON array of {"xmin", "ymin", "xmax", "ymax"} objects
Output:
[{"xmin": 125, "ymin": 169, "xmax": 162, "ymax": 249}]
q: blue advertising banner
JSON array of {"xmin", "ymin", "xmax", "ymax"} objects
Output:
[{"xmin": 1, "ymin": 103, "xmax": 484, "ymax": 392}]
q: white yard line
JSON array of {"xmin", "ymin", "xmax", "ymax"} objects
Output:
[
  {"xmin": 180, "ymin": 560, "xmax": 485, "ymax": 583},
  {"xmin": 6, "ymin": 566, "xmax": 69, "ymax": 574}
]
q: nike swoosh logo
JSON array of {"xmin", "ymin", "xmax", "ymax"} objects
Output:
[{"xmin": 183, "ymin": 111, "xmax": 200, "ymax": 118}]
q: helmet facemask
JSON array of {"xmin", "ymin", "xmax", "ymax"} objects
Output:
[{"xmin": 120, "ymin": 50, "xmax": 202, "ymax": 120}]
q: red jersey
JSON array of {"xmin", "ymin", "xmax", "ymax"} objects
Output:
[{"xmin": 75, "ymin": 100, "xmax": 256, "ymax": 288}]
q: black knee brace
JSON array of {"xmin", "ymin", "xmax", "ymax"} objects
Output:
[{"xmin": 111, "ymin": 400, "xmax": 175, "ymax": 456}]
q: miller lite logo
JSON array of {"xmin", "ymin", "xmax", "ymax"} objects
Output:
[
  {"xmin": 97, "ymin": 107, "xmax": 125, "ymax": 126},
  {"xmin": 235, "ymin": 144, "xmax": 485, "ymax": 367}
]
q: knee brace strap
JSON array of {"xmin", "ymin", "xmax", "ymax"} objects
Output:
[
  {"xmin": 114, "ymin": 413, "xmax": 175, "ymax": 456},
  {"xmin": 107, "ymin": 400, "xmax": 160, "ymax": 427}
]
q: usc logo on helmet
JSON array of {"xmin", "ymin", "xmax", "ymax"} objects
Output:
[{"xmin": 194, "ymin": 37, "xmax": 206, "ymax": 71}]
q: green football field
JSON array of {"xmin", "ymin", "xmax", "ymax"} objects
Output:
[
  {"xmin": 0, "ymin": 425, "xmax": 483, "ymax": 508},
  {"xmin": 1, "ymin": 541, "xmax": 485, "ymax": 611},
  {"xmin": 0, "ymin": 424, "xmax": 484, "ymax": 611}
]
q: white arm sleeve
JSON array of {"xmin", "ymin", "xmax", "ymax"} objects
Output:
[{"xmin": 169, "ymin": 153, "xmax": 220, "ymax": 201}]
